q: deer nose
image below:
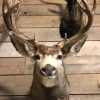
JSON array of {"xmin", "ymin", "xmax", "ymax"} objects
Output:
[{"xmin": 41, "ymin": 64, "xmax": 58, "ymax": 76}]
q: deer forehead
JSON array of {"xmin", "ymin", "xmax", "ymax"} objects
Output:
[
  {"xmin": 36, "ymin": 44, "xmax": 61, "ymax": 55},
  {"xmin": 38, "ymin": 54, "xmax": 63, "ymax": 68}
]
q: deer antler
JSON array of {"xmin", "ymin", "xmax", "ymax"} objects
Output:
[
  {"xmin": 58, "ymin": 0, "xmax": 96, "ymax": 54},
  {"xmin": 2, "ymin": 0, "xmax": 32, "ymax": 39},
  {"xmin": 2, "ymin": 0, "xmax": 20, "ymax": 32},
  {"xmin": 2, "ymin": 0, "xmax": 38, "ymax": 56}
]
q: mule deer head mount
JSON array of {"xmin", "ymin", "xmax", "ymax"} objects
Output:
[{"xmin": 2, "ymin": 0, "xmax": 96, "ymax": 87}]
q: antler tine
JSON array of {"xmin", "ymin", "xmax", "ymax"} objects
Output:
[
  {"xmin": 91, "ymin": 0, "xmax": 96, "ymax": 15},
  {"xmin": 58, "ymin": 0, "xmax": 95, "ymax": 50},
  {"xmin": 65, "ymin": 0, "xmax": 94, "ymax": 45},
  {"xmin": 2, "ymin": 0, "xmax": 20, "ymax": 32},
  {"xmin": 77, "ymin": 0, "xmax": 96, "ymax": 15},
  {"xmin": 2, "ymin": 0, "xmax": 32, "ymax": 40}
]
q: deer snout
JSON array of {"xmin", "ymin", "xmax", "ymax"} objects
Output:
[{"xmin": 41, "ymin": 64, "xmax": 58, "ymax": 76}]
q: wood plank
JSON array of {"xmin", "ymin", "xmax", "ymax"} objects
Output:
[
  {"xmin": 0, "ymin": 56, "xmax": 100, "ymax": 75},
  {"xmin": 0, "ymin": 96, "xmax": 31, "ymax": 100},
  {"xmin": 0, "ymin": 41, "xmax": 100, "ymax": 57},
  {"xmin": 0, "ymin": 15, "xmax": 100, "ymax": 28},
  {"xmin": 0, "ymin": 27, "xmax": 100, "ymax": 42},
  {"xmin": 20, "ymin": 27, "xmax": 100, "ymax": 41},
  {"xmin": 0, "ymin": 42, "xmax": 22, "ymax": 57},
  {"xmin": 15, "ymin": 15, "xmax": 100, "ymax": 27},
  {"xmin": 0, "ymin": 58, "xmax": 28, "ymax": 75},
  {"xmin": 70, "ymin": 95, "xmax": 100, "ymax": 100},
  {"xmin": 20, "ymin": 0, "xmax": 100, "ymax": 4},
  {"xmin": 64, "ymin": 56, "xmax": 100, "ymax": 74},
  {"xmin": 26, "ymin": 56, "xmax": 100, "ymax": 74},
  {"xmin": 69, "ymin": 74, "xmax": 100, "ymax": 94},
  {"xmin": 0, "ymin": 95, "xmax": 100, "ymax": 100},
  {"xmin": 21, "ymin": 0, "xmax": 100, "ymax": 4},
  {"xmin": 0, "ymin": 75, "xmax": 32, "ymax": 95},
  {"xmin": 0, "ymin": 74, "xmax": 100, "ymax": 95},
  {"xmin": 0, "ymin": 5, "xmax": 99, "ymax": 16},
  {"xmin": 20, "ymin": 5, "xmax": 100, "ymax": 15},
  {"xmin": 0, "ymin": 0, "xmax": 99, "ymax": 5}
]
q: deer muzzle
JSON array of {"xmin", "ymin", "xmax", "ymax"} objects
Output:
[{"xmin": 41, "ymin": 64, "xmax": 58, "ymax": 76}]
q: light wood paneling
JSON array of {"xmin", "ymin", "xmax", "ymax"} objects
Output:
[
  {"xmin": 0, "ymin": 27, "xmax": 100, "ymax": 42},
  {"xmin": 0, "ymin": 0, "xmax": 100, "ymax": 5},
  {"xmin": 0, "ymin": 5, "xmax": 99, "ymax": 16},
  {"xmin": 0, "ymin": 74, "xmax": 100, "ymax": 95},
  {"xmin": 0, "ymin": 41, "xmax": 100, "ymax": 57},
  {"xmin": 0, "ymin": 15, "xmax": 100, "ymax": 27},
  {"xmin": 0, "ymin": 56, "xmax": 100, "ymax": 75},
  {"xmin": 1, "ymin": 95, "xmax": 100, "ymax": 100},
  {"xmin": 0, "ymin": 0, "xmax": 100, "ymax": 99},
  {"xmin": 0, "ymin": 58, "xmax": 27, "ymax": 75}
]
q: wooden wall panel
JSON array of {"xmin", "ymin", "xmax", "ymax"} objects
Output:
[
  {"xmin": 0, "ymin": 41, "xmax": 100, "ymax": 57},
  {"xmin": 0, "ymin": 0, "xmax": 100, "ymax": 99},
  {"xmin": 0, "ymin": 16, "xmax": 100, "ymax": 27},
  {"xmin": 70, "ymin": 95, "xmax": 100, "ymax": 100},
  {"xmin": 0, "ymin": 74, "xmax": 100, "ymax": 95},
  {"xmin": 0, "ymin": 56, "xmax": 100, "ymax": 75},
  {"xmin": 1, "ymin": 95, "xmax": 100, "ymax": 100},
  {"xmin": 0, "ymin": 58, "xmax": 27, "ymax": 75},
  {"xmin": 0, "ymin": 0, "xmax": 100, "ymax": 5},
  {"xmin": 0, "ymin": 27, "xmax": 100, "ymax": 42},
  {"xmin": 0, "ymin": 5, "xmax": 100, "ymax": 16}
]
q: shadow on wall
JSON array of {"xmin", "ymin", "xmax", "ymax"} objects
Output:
[
  {"xmin": 39, "ymin": 0, "xmax": 64, "ymax": 17},
  {"xmin": 0, "ymin": 23, "xmax": 9, "ymax": 46},
  {"xmin": 0, "ymin": 84, "xmax": 32, "ymax": 100},
  {"xmin": 39, "ymin": 0, "xmax": 65, "ymax": 38}
]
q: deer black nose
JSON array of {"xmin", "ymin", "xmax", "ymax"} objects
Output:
[{"xmin": 41, "ymin": 64, "xmax": 58, "ymax": 76}]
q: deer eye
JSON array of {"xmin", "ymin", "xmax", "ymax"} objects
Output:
[
  {"xmin": 57, "ymin": 55, "xmax": 63, "ymax": 60},
  {"xmin": 32, "ymin": 55, "xmax": 40, "ymax": 60}
]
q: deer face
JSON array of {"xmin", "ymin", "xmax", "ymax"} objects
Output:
[
  {"xmin": 9, "ymin": 31, "xmax": 87, "ymax": 87},
  {"xmin": 33, "ymin": 45, "xmax": 62, "ymax": 75},
  {"xmin": 31, "ymin": 45, "xmax": 64, "ymax": 87}
]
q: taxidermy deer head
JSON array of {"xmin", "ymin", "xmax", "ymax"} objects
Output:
[{"xmin": 2, "ymin": 0, "xmax": 96, "ymax": 100}]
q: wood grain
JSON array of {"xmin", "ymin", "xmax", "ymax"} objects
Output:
[
  {"xmin": 0, "ymin": 15, "xmax": 100, "ymax": 27},
  {"xmin": 70, "ymin": 95, "xmax": 100, "ymax": 100},
  {"xmin": 0, "ymin": 5, "xmax": 99, "ymax": 16},
  {"xmin": 0, "ymin": 0, "xmax": 99, "ymax": 98},
  {"xmin": 0, "ymin": 96, "xmax": 31, "ymax": 100},
  {"xmin": 0, "ymin": 95, "xmax": 100, "ymax": 100},
  {"xmin": 0, "ymin": 41, "xmax": 100, "ymax": 57},
  {"xmin": 0, "ymin": 56, "xmax": 100, "ymax": 75},
  {"xmin": 13, "ymin": 15, "xmax": 100, "ymax": 27},
  {"xmin": 0, "ymin": 74, "xmax": 100, "ymax": 95},
  {"xmin": 26, "ymin": 56, "xmax": 100, "ymax": 74},
  {"xmin": 0, "ymin": 58, "xmax": 27, "ymax": 75},
  {"xmin": 0, "ymin": 27, "xmax": 100, "ymax": 42},
  {"xmin": 0, "ymin": 0, "xmax": 99, "ymax": 5}
]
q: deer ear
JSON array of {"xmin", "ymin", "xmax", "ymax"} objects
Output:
[
  {"xmin": 9, "ymin": 32, "xmax": 37, "ymax": 57},
  {"xmin": 70, "ymin": 35, "xmax": 87, "ymax": 54},
  {"xmin": 61, "ymin": 35, "xmax": 87, "ymax": 55}
]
